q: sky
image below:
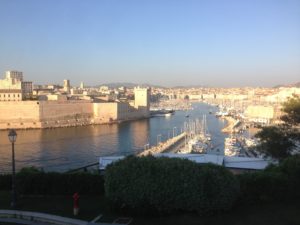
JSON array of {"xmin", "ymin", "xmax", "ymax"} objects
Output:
[{"xmin": 0, "ymin": 0, "xmax": 299, "ymax": 87}]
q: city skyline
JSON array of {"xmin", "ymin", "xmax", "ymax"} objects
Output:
[{"xmin": 0, "ymin": 0, "xmax": 299, "ymax": 87}]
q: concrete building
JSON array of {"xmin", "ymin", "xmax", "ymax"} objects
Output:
[
  {"xmin": 63, "ymin": 79, "xmax": 70, "ymax": 93},
  {"xmin": 244, "ymin": 105, "xmax": 275, "ymax": 124},
  {"xmin": 5, "ymin": 71, "xmax": 23, "ymax": 81},
  {"xmin": 0, "ymin": 71, "xmax": 32, "ymax": 101}
]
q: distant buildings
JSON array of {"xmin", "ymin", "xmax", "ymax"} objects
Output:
[
  {"xmin": 80, "ymin": 81, "xmax": 84, "ymax": 89},
  {"xmin": 0, "ymin": 71, "xmax": 151, "ymax": 129},
  {"xmin": 1, "ymin": 69, "xmax": 300, "ymax": 129},
  {"xmin": 244, "ymin": 105, "xmax": 275, "ymax": 124},
  {"xmin": 0, "ymin": 71, "xmax": 32, "ymax": 101}
]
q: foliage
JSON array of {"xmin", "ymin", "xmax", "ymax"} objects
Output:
[
  {"xmin": 0, "ymin": 174, "xmax": 11, "ymax": 190},
  {"xmin": 281, "ymin": 95, "xmax": 300, "ymax": 126},
  {"xmin": 19, "ymin": 166, "xmax": 43, "ymax": 174},
  {"xmin": 278, "ymin": 155, "xmax": 300, "ymax": 198},
  {"xmin": 105, "ymin": 156, "xmax": 239, "ymax": 215},
  {"xmin": 237, "ymin": 171, "xmax": 288, "ymax": 203},
  {"xmin": 0, "ymin": 167, "xmax": 105, "ymax": 195},
  {"xmin": 238, "ymin": 155, "xmax": 300, "ymax": 203},
  {"xmin": 255, "ymin": 96, "xmax": 300, "ymax": 160},
  {"xmin": 255, "ymin": 126, "xmax": 295, "ymax": 160}
]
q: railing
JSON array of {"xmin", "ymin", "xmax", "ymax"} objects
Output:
[
  {"xmin": 66, "ymin": 162, "xmax": 99, "ymax": 174},
  {"xmin": 0, "ymin": 210, "xmax": 100, "ymax": 225}
]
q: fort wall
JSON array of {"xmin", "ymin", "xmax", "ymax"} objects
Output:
[{"xmin": 0, "ymin": 100, "xmax": 149, "ymax": 130}]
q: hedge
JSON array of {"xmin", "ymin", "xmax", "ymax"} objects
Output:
[
  {"xmin": 104, "ymin": 155, "xmax": 240, "ymax": 214},
  {"xmin": 0, "ymin": 168, "xmax": 104, "ymax": 195},
  {"xmin": 237, "ymin": 171, "xmax": 288, "ymax": 203},
  {"xmin": 0, "ymin": 174, "xmax": 11, "ymax": 190},
  {"xmin": 238, "ymin": 155, "xmax": 300, "ymax": 203}
]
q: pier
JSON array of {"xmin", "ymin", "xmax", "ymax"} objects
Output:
[
  {"xmin": 222, "ymin": 116, "xmax": 241, "ymax": 133},
  {"xmin": 138, "ymin": 132, "xmax": 187, "ymax": 156}
]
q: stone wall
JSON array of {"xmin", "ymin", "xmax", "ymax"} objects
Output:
[
  {"xmin": 0, "ymin": 101, "xmax": 41, "ymax": 129},
  {"xmin": 93, "ymin": 102, "xmax": 118, "ymax": 123},
  {"xmin": 0, "ymin": 100, "xmax": 150, "ymax": 130},
  {"xmin": 39, "ymin": 100, "xmax": 93, "ymax": 121},
  {"xmin": 38, "ymin": 100, "xmax": 94, "ymax": 128}
]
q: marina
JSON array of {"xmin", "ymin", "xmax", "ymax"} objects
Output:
[
  {"xmin": 0, "ymin": 101, "xmax": 265, "ymax": 173},
  {"xmin": 0, "ymin": 102, "xmax": 228, "ymax": 173}
]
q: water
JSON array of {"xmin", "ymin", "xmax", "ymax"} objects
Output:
[{"xmin": 0, "ymin": 102, "xmax": 227, "ymax": 172}]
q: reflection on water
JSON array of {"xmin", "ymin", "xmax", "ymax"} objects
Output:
[{"xmin": 0, "ymin": 102, "xmax": 227, "ymax": 172}]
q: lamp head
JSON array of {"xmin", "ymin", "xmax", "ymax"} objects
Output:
[{"xmin": 8, "ymin": 129, "xmax": 17, "ymax": 143}]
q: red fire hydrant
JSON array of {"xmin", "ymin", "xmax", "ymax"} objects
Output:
[{"xmin": 73, "ymin": 192, "xmax": 80, "ymax": 216}]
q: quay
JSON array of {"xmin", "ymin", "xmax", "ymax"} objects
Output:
[
  {"xmin": 222, "ymin": 116, "xmax": 241, "ymax": 133},
  {"xmin": 138, "ymin": 132, "xmax": 187, "ymax": 156}
]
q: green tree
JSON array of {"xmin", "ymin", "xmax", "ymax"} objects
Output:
[
  {"xmin": 255, "ymin": 126, "xmax": 295, "ymax": 160},
  {"xmin": 255, "ymin": 96, "xmax": 300, "ymax": 160},
  {"xmin": 281, "ymin": 95, "xmax": 300, "ymax": 126}
]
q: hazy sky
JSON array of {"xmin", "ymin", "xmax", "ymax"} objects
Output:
[{"xmin": 0, "ymin": 0, "xmax": 299, "ymax": 87}]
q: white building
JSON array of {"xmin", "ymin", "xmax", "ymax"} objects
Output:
[
  {"xmin": 134, "ymin": 87, "xmax": 150, "ymax": 117},
  {"xmin": 0, "ymin": 71, "xmax": 32, "ymax": 101},
  {"xmin": 63, "ymin": 79, "xmax": 70, "ymax": 93}
]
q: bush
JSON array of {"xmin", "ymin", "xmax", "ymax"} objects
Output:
[
  {"xmin": 0, "ymin": 174, "xmax": 11, "ymax": 190},
  {"xmin": 238, "ymin": 155, "xmax": 300, "ymax": 203},
  {"xmin": 237, "ymin": 171, "xmax": 288, "ymax": 203},
  {"xmin": 279, "ymin": 155, "xmax": 300, "ymax": 198},
  {"xmin": 0, "ymin": 167, "xmax": 105, "ymax": 195},
  {"xmin": 105, "ymin": 156, "xmax": 239, "ymax": 215}
]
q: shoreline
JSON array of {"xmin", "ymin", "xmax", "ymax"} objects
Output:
[{"xmin": 0, "ymin": 116, "xmax": 151, "ymax": 131}]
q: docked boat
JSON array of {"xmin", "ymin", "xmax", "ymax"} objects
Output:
[
  {"xmin": 178, "ymin": 115, "xmax": 212, "ymax": 154},
  {"xmin": 224, "ymin": 136, "xmax": 241, "ymax": 157},
  {"xmin": 150, "ymin": 109, "xmax": 175, "ymax": 117}
]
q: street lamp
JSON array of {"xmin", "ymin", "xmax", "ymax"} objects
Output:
[
  {"xmin": 8, "ymin": 129, "xmax": 17, "ymax": 209},
  {"xmin": 144, "ymin": 143, "xmax": 150, "ymax": 150},
  {"xmin": 157, "ymin": 134, "xmax": 162, "ymax": 145}
]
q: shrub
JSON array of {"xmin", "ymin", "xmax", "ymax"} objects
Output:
[
  {"xmin": 0, "ymin": 174, "xmax": 11, "ymax": 190},
  {"xmin": 104, "ymin": 155, "xmax": 239, "ymax": 215},
  {"xmin": 238, "ymin": 155, "xmax": 300, "ymax": 203},
  {"xmin": 16, "ymin": 170, "xmax": 105, "ymax": 195},
  {"xmin": 237, "ymin": 171, "xmax": 288, "ymax": 203},
  {"xmin": 278, "ymin": 155, "xmax": 300, "ymax": 198}
]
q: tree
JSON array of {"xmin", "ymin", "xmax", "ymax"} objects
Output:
[
  {"xmin": 281, "ymin": 95, "xmax": 300, "ymax": 126},
  {"xmin": 255, "ymin": 126, "xmax": 295, "ymax": 160},
  {"xmin": 255, "ymin": 96, "xmax": 300, "ymax": 160}
]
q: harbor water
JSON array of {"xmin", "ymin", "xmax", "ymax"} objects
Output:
[{"xmin": 0, "ymin": 102, "xmax": 227, "ymax": 173}]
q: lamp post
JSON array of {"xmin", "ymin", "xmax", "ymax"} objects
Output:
[
  {"xmin": 8, "ymin": 129, "xmax": 17, "ymax": 209},
  {"xmin": 144, "ymin": 143, "xmax": 150, "ymax": 150},
  {"xmin": 157, "ymin": 134, "xmax": 162, "ymax": 145}
]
